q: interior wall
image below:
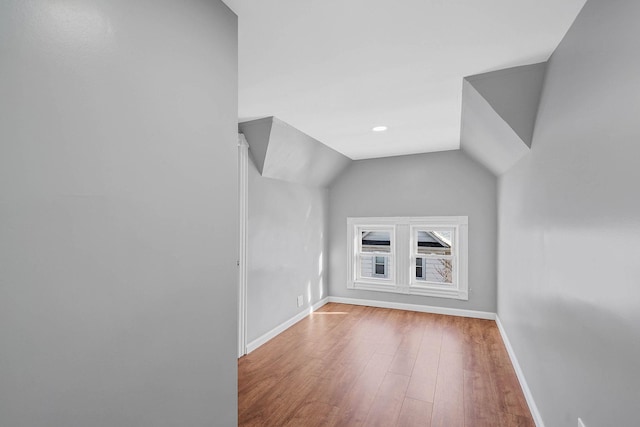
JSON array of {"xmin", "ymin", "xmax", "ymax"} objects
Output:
[
  {"xmin": 497, "ymin": 0, "xmax": 640, "ymax": 426},
  {"xmin": 247, "ymin": 157, "xmax": 329, "ymax": 343},
  {"xmin": 0, "ymin": 1, "xmax": 238, "ymax": 426},
  {"xmin": 329, "ymin": 150, "xmax": 497, "ymax": 313}
]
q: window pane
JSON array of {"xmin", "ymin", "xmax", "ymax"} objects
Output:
[
  {"xmin": 416, "ymin": 230, "xmax": 453, "ymax": 256},
  {"xmin": 415, "ymin": 257, "xmax": 452, "ymax": 284},
  {"xmin": 375, "ymin": 258, "xmax": 385, "ymax": 275},
  {"xmin": 416, "ymin": 258, "xmax": 424, "ymax": 279},
  {"xmin": 361, "ymin": 230, "xmax": 391, "ymax": 253},
  {"xmin": 360, "ymin": 254, "xmax": 389, "ymax": 279}
]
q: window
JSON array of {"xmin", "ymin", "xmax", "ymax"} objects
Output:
[
  {"xmin": 347, "ymin": 216, "xmax": 468, "ymax": 300},
  {"xmin": 412, "ymin": 228, "xmax": 454, "ymax": 285},
  {"xmin": 354, "ymin": 226, "xmax": 395, "ymax": 284},
  {"xmin": 374, "ymin": 256, "xmax": 386, "ymax": 276},
  {"xmin": 416, "ymin": 257, "xmax": 424, "ymax": 280}
]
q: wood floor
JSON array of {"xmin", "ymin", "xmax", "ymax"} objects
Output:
[{"xmin": 238, "ymin": 303, "xmax": 534, "ymax": 427}]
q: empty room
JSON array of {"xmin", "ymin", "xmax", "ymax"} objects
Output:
[{"xmin": 1, "ymin": 1, "xmax": 638, "ymax": 427}]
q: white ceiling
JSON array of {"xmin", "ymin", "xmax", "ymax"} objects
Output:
[{"xmin": 224, "ymin": 0, "xmax": 586, "ymax": 160}]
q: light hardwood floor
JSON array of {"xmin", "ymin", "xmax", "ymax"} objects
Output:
[{"xmin": 238, "ymin": 303, "xmax": 534, "ymax": 427}]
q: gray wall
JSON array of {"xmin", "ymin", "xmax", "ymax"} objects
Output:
[
  {"xmin": 497, "ymin": 0, "xmax": 640, "ymax": 426},
  {"xmin": 247, "ymin": 158, "xmax": 329, "ymax": 343},
  {"xmin": 0, "ymin": 1, "xmax": 238, "ymax": 426},
  {"xmin": 329, "ymin": 151, "xmax": 497, "ymax": 312}
]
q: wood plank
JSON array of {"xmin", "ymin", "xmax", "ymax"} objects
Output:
[
  {"xmin": 283, "ymin": 401, "xmax": 340, "ymax": 427},
  {"xmin": 464, "ymin": 369, "xmax": 502, "ymax": 427},
  {"xmin": 334, "ymin": 352, "xmax": 395, "ymax": 426},
  {"xmin": 406, "ymin": 373, "xmax": 437, "ymax": 403},
  {"xmin": 430, "ymin": 349, "xmax": 465, "ymax": 427},
  {"xmin": 400, "ymin": 316, "xmax": 440, "ymax": 403},
  {"xmin": 397, "ymin": 397, "xmax": 433, "ymax": 427},
  {"xmin": 388, "ymin": 352, "xmax": 418, "ymax": 376},
  {"xmin": 363, "ymin": 372, "xmax": 410, "ymax": 427},
  {"xmin": 314, "ymin": 360, "xmax": 367, "ymax": 407}
]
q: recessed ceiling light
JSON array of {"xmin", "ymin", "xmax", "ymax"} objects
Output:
[{"xmin": 372, "ymin": 126, "xmax": 388, "ymax": 132}]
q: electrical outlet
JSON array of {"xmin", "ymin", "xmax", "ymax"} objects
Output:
[
  {"xmin": 578, "ymin": 418, "xmax": 586, "ymax": 427},
  {"xmin": 297, "ymin": 295, "xmax": 304, "ymax": 307}
]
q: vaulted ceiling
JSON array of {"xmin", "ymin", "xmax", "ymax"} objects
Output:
[{"xmin": 224, "ymin": 0, "xmax": 586, "ymax": 160}]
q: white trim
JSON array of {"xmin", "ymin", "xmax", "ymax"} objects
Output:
[
  {"xmin": 246, "ymin": 298, "xmax": 329, "ymax": 354},
  {"xmin": 328, "ymin": 296, "xmax": 495, "ymax": 320},
  {"xmin": 495, "ymin": 315, "xmax": 545, "ymax": 427},
  {"xmin": 237, "ymin": 134, "xmax": 249, "ymax": 358}
]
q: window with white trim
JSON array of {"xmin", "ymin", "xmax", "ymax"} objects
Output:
[
  {"xmin": 347, "ymin": 216, "xmax": 468, "ymax": 300},
  {"xmin": 355, "ymin": 226, "xmax": 395, "ymax": 283},
  {"xmin": 411, "ymin": 227, "xmax": 454, "ymax": 285}
]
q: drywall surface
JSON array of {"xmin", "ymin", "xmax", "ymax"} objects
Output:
[
  {"xmin": 329, "ymin": 151, "xmax": 497, "ymax": 312},
  {"xmin": 0, "ymin": 1, "xmax": 238, "ymax": 426},
  {"xmin": 497, "ymin": 0, "xmax": 640, "ymax": 426},
  {"xmin": 461, "ymin": 79, "xmax": 531, "ymax": 176},
  {"xmin": 239, "ymin": 117, "xmax": 352, "ymax": 188},
  {"xmin": 466, "ymin": 62, "xmax": 547, "ymax": 148},
  {"xmin": 239, "ymin": 117, "xmax": 273, "ymax": 174},
  {"xmin": 461, "ymin": 62, "xmax": 547, "ymax": 175},
  {"xmin": 247, "ymin": 158, "xmax": 329, "ymax": 343}
]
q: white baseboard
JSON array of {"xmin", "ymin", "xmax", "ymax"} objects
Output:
[
  {"xmin": 495, "ymin": 315, "xmax": 545, "ymax": 427},
  {"xmin": 327, "ymin": 296, "xmax": 496, "ymax": 320},
  {"xmin": 246, "ymin": 297, "xmax": 329, "ymax": 354}
]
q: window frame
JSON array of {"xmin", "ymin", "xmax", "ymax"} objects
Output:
[
  {"xmin": 349, "ymin": 221, "xmax": 397, "ymax": 291},
  {"xmin": 410, "ymin": 225, "xmax": 458, "ymax": 292},
  {"xmin": 347, "ymin": 216, "xmax": 468, "ymax": 300}
]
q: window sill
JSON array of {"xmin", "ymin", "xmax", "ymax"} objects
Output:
[{"xmin": 348, "ymin": 280, "xmax": 468, "ymax": 300}]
